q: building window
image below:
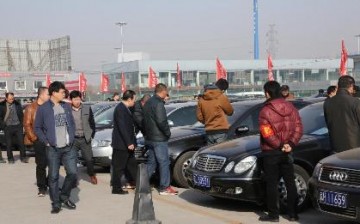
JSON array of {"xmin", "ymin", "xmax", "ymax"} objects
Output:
[
  {"xmin": 15, "ymin": 80, "xmax": 26, "ymax": 90},
  {"xmin": 33, "ymin": 80, "xmax": 46, "ymax": 90},
  {"xmin": 0, "ymin": 81, "xmax": 7, "ymax": 90}
]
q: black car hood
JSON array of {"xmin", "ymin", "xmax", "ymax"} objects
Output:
[
  {"xmin": 197, "ymin": 134, "xmax": 318, "ymax": 161},
  {"xmin": 319, "ymin": 147, "xmax": 360, "ymax": 170}
]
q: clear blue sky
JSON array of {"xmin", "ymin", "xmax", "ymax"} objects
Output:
[{"xmin": 1, "ymin": 0, "xmax": 359, "ymax": 71}]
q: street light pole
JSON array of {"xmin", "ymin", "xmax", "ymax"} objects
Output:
[
  {"xmin": 115, "ymin": 22, "xmax": 127, "ymax": 62},
  {"xmin": 355, "ymin": 34, "xmax": 360, "ymax": 54}
]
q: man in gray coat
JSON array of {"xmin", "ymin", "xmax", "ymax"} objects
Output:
[{"xmin": 70, "ymin": 91, "xmax": 97, "ymax": 184}]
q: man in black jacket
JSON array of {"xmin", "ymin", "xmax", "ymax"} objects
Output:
[
  {"xmin": 111, "ymin": 90, "xmax": 137, "ymax": 194},
  {"xmin": 0, "ymin": 92, "xmax": 28, "ymax": 163},
  {"xmin": 324, "ymin": 75, "xmax": 360, "ymax": 153},
  {"xmin": 143, "ymin": 83, "xmax": 178, "ymax": 195},
  {"xmin": 133, "ymin": 94, "xmax": 151, "ymax": 136}
]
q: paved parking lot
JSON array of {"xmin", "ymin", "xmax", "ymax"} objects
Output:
[{"xmin": 0, "ymin": 152, "xmax": 356, "ymax": 224}]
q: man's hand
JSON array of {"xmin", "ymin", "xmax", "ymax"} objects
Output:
[
  {"xmin": 128, "ymin": 144, "xmax": 135, "ymax": 151},
  {"xmin": 282, "ymin": 144, "xmax": 292, "ymax": 153}
]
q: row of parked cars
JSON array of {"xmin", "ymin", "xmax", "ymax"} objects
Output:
[{"xmin": 70, "ymin": 97, "xmax": 360, "ymax": 222}]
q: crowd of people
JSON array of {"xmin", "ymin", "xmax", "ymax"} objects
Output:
[{"xmin": 0, "ymin": 75, "xmax": 358, "ymax": 220}]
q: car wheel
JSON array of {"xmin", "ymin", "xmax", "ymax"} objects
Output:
[
  {"xmin": 279, "ymin": 164, "xmax": 310, "ymax": 212},
  {"xmin": 173, "ymin": 151, "xmax": 196, "ymax": 188}
]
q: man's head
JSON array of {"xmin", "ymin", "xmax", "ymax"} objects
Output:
[
  {"xmin": 141, "ymin": 94, "xmax": 151, "ymax": 106},
  {"xmin": 70, "ymin": 90, "xmax": 82, "ymax": 108},
  {"xmin": 264, "ymin": 81, "xmax": 282, "ymax": 100},
  {"xmin": 215, "ymin": 78, "xmax": 229, "ymax": 91},
  {"xmin": 122, "ymin": 90, "xmax": 137, "ymax": 107},
  {"xmin": 37, "ymin": 87, "xmax": 49, "ymax": 103},
  {"xmin": 155, "ymin": 83, "xmax": 168, "ymax": 99},
  {"xmin": 318, "ymin": 89, "xmax": 324, "ymax": 94},
  {"xmin": 49, "ymin": 81, "xmax": 66, "ymax": 103},
  {"xmin": 280, "ymin": 85, "xmax": 290, "ymax": 98},
  {"xmin": 5, "ymin": 92, "xmax": 15, "ymax": 104},
  {"xmin": 113, "ymin": 92, "xmax": 120, "ymax": 101},
  {"xmin": 338, "ymin": 75, "xmax": 355, "ymax": 95},
  {"xmin": 327, "ymin": 85, "xmax": 337, "ymax": 98}
]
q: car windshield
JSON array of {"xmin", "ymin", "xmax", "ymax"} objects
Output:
[
  {"xmin": 165, "ymin": 106, "xmax": 177, "ymax": 114},
  {"xmin": 95, "ymin": 106, "xmax": 115, "ymax": 128},
  {"xmin": 299, "ymin": 103, "xmax": 327, "ymax": 135}
]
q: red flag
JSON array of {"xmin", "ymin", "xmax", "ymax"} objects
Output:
[
  {"xmin": 100, "ymin": 73, "xmax": 110, "ymax": 92},
  {"xmin": 79, "ymin": 72, "xmax": 87, "ymax": 92},
  {"xmin": 65, "ymin": 80, "xmax": 79, "ymax": 91},
  {"xmin": 176, "ymin": 63, "xmax": 182, "ymax": 88},
  {"xmin": 121, "ymin": 72, "xmax": 126, "ymax": 92},
  {"xmin": 148, "ymin": 66, "xmax": 158, "ymax": 88},
  {"xmin": 267, "ymin": 54, "xmax": 275, "ymax": 81},
  {"xmin": 216, "ymin": 57, "xmax": 227, "ymax": 80},
  {"xmin": 339, "ymin": 40, "xmax": 348, "ymax": 76},
  {"xmin": 45, "ymin": 73, "xmax": 51, "ymax": 87}
]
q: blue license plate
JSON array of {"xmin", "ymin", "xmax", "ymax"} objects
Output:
[
  {"xmin": 193, "ymin": 174, "xmax": 210, "ymax": 188},
  {"xmin": 319, "ymin": 190, "xmax": 347, "ymax": 208}
]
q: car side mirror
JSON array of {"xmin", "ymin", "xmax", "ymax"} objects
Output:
[
  {"xmin": 235, "ymin": 125, "xmax": 250, "ymax": 135},
  {"xmin": 168, "ymin": 120, "xmax": 174, "ymax": 127}
]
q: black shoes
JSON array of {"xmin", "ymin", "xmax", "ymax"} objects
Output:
[
  {"xmin": 38, "ymin": 189, "xmax": 46, "ymax": 197},
  {"xmin": 51, "ymin": 207, "xmax": 61, "ymax": 214},
  {"xmin": 21, "ymin": 157, "xmax": 29, "ymax": 163},
  {"xmin": 258, "ymin": 215, "xmax": 279, "ymax": 222},
  {"xmin": 289, "ymin": 214, "xmax": 299, "ymax": 222},
  {"xmin": 62, "ymin": 200, "xmax": 76, "ymax": 209},
  {"xmin": 8, "ymin": 159, "xmax": 15, "ymax": 164},
  {"xmin": 112, "ymin": 188, "xmax": 129, "ymax": 195}
]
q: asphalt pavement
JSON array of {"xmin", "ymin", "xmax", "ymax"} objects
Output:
[{"xmin": 0, "ymin": 152, "xmax": 356, "ymax": 224}]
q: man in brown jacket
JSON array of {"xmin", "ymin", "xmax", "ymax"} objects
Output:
[
  {"xmin": 24, "ymin": 87, "xmax": 50, "ymax": 197},
  {"xmin": 196, "ymin": 79, "xmax": 234, "ymax": 144}
]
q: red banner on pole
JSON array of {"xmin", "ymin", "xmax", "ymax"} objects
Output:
[
  {"xmin": 79, "ymin": 72, "xmax": 87, "ymax": 92},
  {"xmin": 65, "ymin": 80, "xmax": 79, "ymax": 91},
  {"xmin": 121, "ymin": 72, "xmax": 126, "ymax": 93},
  {"xmin": 216, "ymin": 57, "xmax": 227, "ymax": 80},
  {"xmin": 177, "ymin": 63, "xmax": 182, "ymax": 88},
  {"xmin": 100, "ymin": 73, "xmax": 110, "ymax": 92},
  {"xmin": 340, "ymin": 40, "xmax": 348, "ymax": 76},
  {"xmin": 148, "ymin": 66, "xmax": 158, "ymax": 88},
  {"xmin": 267, "ymin": 54, "xmax": 275, "ymax": 81},
  {"xmin": 45, "ymin": 73, "xmax": 51, "ymax": 87}
]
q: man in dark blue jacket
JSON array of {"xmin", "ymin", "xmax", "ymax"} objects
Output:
[
  {"xmin": 111, "ymin": 90, "xmax": 137, "ymax": 194},
  {"xmin": 34, "ymin": 81, "xmax": 77, "ymax": 214}
]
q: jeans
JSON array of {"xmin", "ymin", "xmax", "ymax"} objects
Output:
[
  {"xmin": 4, "ymin": 125, "xmax": 26, "ymax": 160},
  {"xmin": 262, "ymin": 153, "xmax": 298, "ymax": 217},
  {"xmin": 34, "ymin": 140, "xmax": 47, "ymax": 191},
  {"xmin": 111, "ymin": 149, "xmax": 137, "ymax": 189},
  {"xmin": 146, "ymin": 141, "xmax": 170, "ymax": 190},
  {"xmin": 46, "ymin": 145, "xmax": 77, "ymax": 208},
  {"xmin": 73, "ymin": 137, "xmax": 95, "ymax": 176},
  {"xmin": 206, "ymin": 132, "xmax": 227, "ymax": 145}
]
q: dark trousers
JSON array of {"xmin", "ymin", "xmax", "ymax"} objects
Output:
[
  {"xmin": 73, "ymin": 137, "xmax": 95, "ymax": 176},
  {"xmin": 34, "ymin": 140, "xmax": 47, "ymax": 191},
  {"xmin": 4, "ymin": 124, "xmax": 26, "ymax": 160},
  {"xmin": 111, "ymin": 148, "xmax": 137, "ymax": 189},
  {"xmin": 262, "ymin": 153, "xmax": 298, "ymax": 217},
  {"xmin": 46, "ymin": 146, "xmax": 77, "ymax": 208}
]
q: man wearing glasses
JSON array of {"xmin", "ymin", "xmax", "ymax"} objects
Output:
[{"xmin": 34, "ymin": 81, "xmax": 77, "ymax": 214}]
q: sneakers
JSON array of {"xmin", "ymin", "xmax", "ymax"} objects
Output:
[
  {"xmin": 159, "ymin": 186, "xmax": 178, "ymax": 196},
  {"xmin": 38, "ymin": 189, "xmax": 46, "ymax": 197}
]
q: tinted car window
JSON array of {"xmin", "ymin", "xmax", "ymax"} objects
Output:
[
  {"xmin": 299, "ymin": 103, "xmax": 326, "ymax": 135},
  {"xmin": 95, "ymin": 106, "xmax": 115, "ymax": 128},
  {"xmin": 168, "ymin": 106, "xmax": 197, "ymax": 127},
  {"xmin": 240, "ymin": 107, "xmax": 261, "ymax": 132}
]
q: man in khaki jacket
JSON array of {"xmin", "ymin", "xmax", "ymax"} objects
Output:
[
  {"xmin": 197, "ymin": 79, "xmax": 233, "ymax": 144},
  {"xmin": 24, "ymin": 87, "xmax": 50, "ymax": 196}
]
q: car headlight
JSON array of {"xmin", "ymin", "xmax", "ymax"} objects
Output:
[
  {"xmin": 92, "ymin": 139, "xmax": 111, "ymax": 147},
  {"xmin": 312, "ymin": 163, "xmax": 322, "ymax": 178},
  {"xmin": 224, "ymin": 161, "xmax": 235, "ymax": 173},
  {"xmin": 234, "ymin": 156, "xmax": 257, "ymax": 174}
]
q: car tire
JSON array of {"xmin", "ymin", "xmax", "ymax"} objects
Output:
[
  {"xmin": 173, "ymin": 151, "xmax": 196, "ymax": 188},
  {"xmin": 279, "ymin": 164, "xmax": 310, "ymax": 213}
]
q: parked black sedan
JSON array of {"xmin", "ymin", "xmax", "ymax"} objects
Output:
[
  {"xmin": 309, "ymin": 148, "xmax": 360, "ymax": 222},
  {"xmin": 185, "ymin": 102, "xmax": 331, "ymax": 211}
]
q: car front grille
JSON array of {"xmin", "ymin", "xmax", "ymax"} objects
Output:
[
  {"xmin": 320, "ymin": 166, "xmax": 360, "ymax": 187},
  {"xmin": 195, "ymin": 155, "xmax": 226, "ymax": 172},
  {"xmin": 318, "ymin": 204, "xmax": 357, "ymax": 219}
]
